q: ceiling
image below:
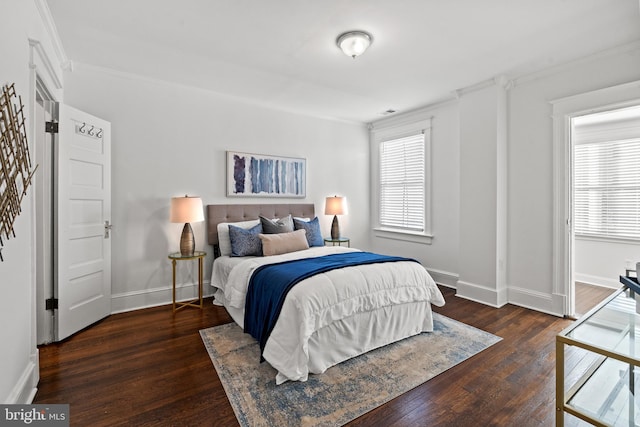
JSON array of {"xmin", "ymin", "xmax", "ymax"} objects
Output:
[{"xmin": 45, "ymin": 0, "xmax": 640, "ymax": 124}]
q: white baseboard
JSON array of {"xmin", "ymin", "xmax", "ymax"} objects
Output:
[
  {"xmin": 6, "ymin": 352, "xmax": 39, "ymax": 404},
  {"xmin": 111, "ymin": 280, "xmax": 214, "ymax": 314},
  {"xmin": 574, "ymin": 273, "xmax": 620, "ymax": 289},
  {"xmin": 109, "ymin": 271, "xmax": 568, "ymax": 318},
  {"xmin": 507, "ymin": 285, "xmax": 564, "ymax": 317},
  {"xmin": 426, "ymin": 268, "xmax": 458, "ymax": 288},
  {"xmin": 455, "ymin": 280, "xmax": 508, "ymax": 308}
]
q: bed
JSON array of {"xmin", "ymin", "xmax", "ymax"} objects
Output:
[{"xmin": 207, "ymin": 203, "xmax": 445, "ymax": 384}]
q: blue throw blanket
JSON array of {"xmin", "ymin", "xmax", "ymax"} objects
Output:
[{"xmin": 244, "ymin": 251, "xmax": 418, "ymax": 357}]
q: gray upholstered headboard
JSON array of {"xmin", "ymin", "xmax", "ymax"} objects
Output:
[{"xmin": 206, "ymin": 204, "xmax": 315, "ymax": 254}]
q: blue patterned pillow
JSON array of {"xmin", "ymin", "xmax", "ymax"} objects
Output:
[
  {"xmin": 229, "ymin": 223, "xmax": 263, "ymax": 256},
  {"xmin": 293, "ymin": 217, "xmax": 324, "ymax": 247}
]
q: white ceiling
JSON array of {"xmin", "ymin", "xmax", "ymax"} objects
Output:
[{"xmin": 45, "ymin": 0, "xmax": 640, "ymax": 124}]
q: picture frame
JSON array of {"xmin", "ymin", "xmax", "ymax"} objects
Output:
[{"xmin": 227, "ymin": 151, "xmax": 306, "ymax": 198}]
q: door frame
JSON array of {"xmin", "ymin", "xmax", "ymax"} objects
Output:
[
  {"xmin": 28, "ymin": 39, "xmax": 63, "ymax": 395},
  {"xmin": 34, "ymin": 87, "xmax": 56, "ymax": 345},
  {"xmin": 551, "ymin": 80, "xmax": 640, "ymax": 317},
  {"xmin": 29, "ymin": 39, "xmax": 62, "ymax": 345}
]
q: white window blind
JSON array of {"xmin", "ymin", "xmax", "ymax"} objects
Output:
[
  {"xmin": 573, "ymin": 106, "xmax": 640, "ymax": 240},
  {"xmin": 574, "ymin": 138, "xmax": 640, "ymax": 239},
  {"xmin": 379, "ymin": 133, "xmax": 425, "ymax": 231}
]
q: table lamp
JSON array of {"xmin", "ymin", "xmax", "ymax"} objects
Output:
[
  {"xmin": 325, "ymin": 195, "xmax": 348, "ymax": 239},
  {"xmin": 170, "ymin": 195, "xmax": 204, "ymax": 256}
]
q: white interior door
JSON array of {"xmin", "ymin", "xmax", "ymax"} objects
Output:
[{"xmin": 55, "ymin": 103, "xmax": 111, "ymax": 341}]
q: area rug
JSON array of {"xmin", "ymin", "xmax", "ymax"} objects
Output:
[{"xmin": 200, "ymin": 313, "xmax": 501, "ymax": 427}]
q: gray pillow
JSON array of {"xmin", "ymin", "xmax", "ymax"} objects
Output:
[{"xmin": 259, "ymin": 214, "xmax": 294, "ymax": 234}]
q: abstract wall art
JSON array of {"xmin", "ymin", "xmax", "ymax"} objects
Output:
[
  {"xmin": 227, "ymin": 151, "xmax": 306, "ymax": 198},
  {"xmin": 0, "ymin": 83, "xmax": 38, "ymax": 261}
]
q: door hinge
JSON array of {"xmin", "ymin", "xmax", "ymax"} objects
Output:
[
  {"xmin": 45, "ymin": 121, "xmax": 59, "ymax": 134},
  {"xmin": 46, "ymin": 298, "xmax": 58, "ymax": 310}
]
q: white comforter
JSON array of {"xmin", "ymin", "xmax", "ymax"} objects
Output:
[{"xmin": 211, "ymin": 246, "xmax": 445, "ymax": 384}]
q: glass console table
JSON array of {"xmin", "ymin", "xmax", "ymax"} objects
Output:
[{"xmin": 556, "ymin": 276, "xmax": 640, "ymax": 426}]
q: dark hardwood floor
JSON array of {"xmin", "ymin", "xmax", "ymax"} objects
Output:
[{"xmin": 35, "ymin": 286, "xmax": 575, "ymax": 426}]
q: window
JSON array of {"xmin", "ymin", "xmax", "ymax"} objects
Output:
[
  {"xmin": 371, "ymin": 117, "xmax": 431, "ymax": 244},
  {"xmin": 573, "ymin": 105, "xmax": 640, "ymax": 240},
  {"xmin": 379, "ymin": 133, "xmax": 425, "ymax": 231}
]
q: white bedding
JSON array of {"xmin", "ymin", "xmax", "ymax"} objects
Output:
[{"xmin": 210, "ymin": 246, "xmax": 445, "ymax": 384}]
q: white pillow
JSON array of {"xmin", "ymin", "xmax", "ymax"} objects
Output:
[{"xmin": 217, "ymin": 219, "xmax": 260, "ymax": 256}]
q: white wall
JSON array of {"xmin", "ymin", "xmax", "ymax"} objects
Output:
[
  {"xmin": 457, "ymin": 81, "xmax": 508, "ymax": 307},
  {"xmin": 575, "ymin": 238, "xmax": 640, "ymax": 288},
  {"xmin": 8, "ymin": 14, "xmax": 636, "ymax": 386},
  {"xmin": 0, "ymin": 0, "xmax": 63, "ymax": 403},
  {"xmin": 62, "ymin": 64, "xmax": 369, "ymax": 313},
  {"xmin": 368, "ymin": 43, "xmax": 640, "ymax": 315},
  {"xmin": 508, "ymin": 43, "xmax": 640, "ymax": 313}
]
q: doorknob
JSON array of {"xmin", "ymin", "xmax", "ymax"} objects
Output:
[{"xmin": 104, "ymin": 220, "xmax": 113, "ymax": 238}]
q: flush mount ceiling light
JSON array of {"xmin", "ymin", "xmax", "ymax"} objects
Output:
[{"xmin": 336, "ymin": 31, "xmax": 372, "ymax": 58}]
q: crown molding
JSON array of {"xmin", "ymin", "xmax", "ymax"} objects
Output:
[
  {"xmin": 453, "ymin": 74, "xmax": 514, "ymax": 99},
  {"xmin": 453, "ymin": 78, "xmax": 497, "ymax": 99},
  {"xmin": 28, "ymin": 38, "xmax": 63, "ymax": 90},
  {"xmin": 33, "ymin": 0, "xmax": 71, "ymax": 70},
  {"xmin": 369, "ymin": 96, "xmax": 456, "ymax": 129},
  {"xmin": 72, "ymin": 62, "xmax": 367, "ymax": 127},
  {"xmin": 512, "ymin": 39, "xmax": 640, "ymax": 88}
]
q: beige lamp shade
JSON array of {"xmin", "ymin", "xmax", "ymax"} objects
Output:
[
  {"xmin": 170, "ymin": 196, "xmax": 204, "ymax": 223},
  {"xmin": 324, "ymin": 196, "xmax": 348, "ymax": 216}
]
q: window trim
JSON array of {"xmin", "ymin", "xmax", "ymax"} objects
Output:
[
  {"xmin": 574, "ymin": 233, "xmax": 640, "ymax": 246},
  {"xmin": 370, "ymin": 117, "xmax": 432, "ymax": 244}
]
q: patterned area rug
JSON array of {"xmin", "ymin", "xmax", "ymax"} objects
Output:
[{"xmin": 200, "ymin": 313, "xmax": 501, "ymax": 427}]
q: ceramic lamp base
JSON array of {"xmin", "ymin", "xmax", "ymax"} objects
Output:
[
  {"xmin": 180, "ymin": 222, "xmax": 195, "ymax": 256},
  {"xmin": 330, "ymin": 215, "xmax": 340, "ymax": 240}
]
